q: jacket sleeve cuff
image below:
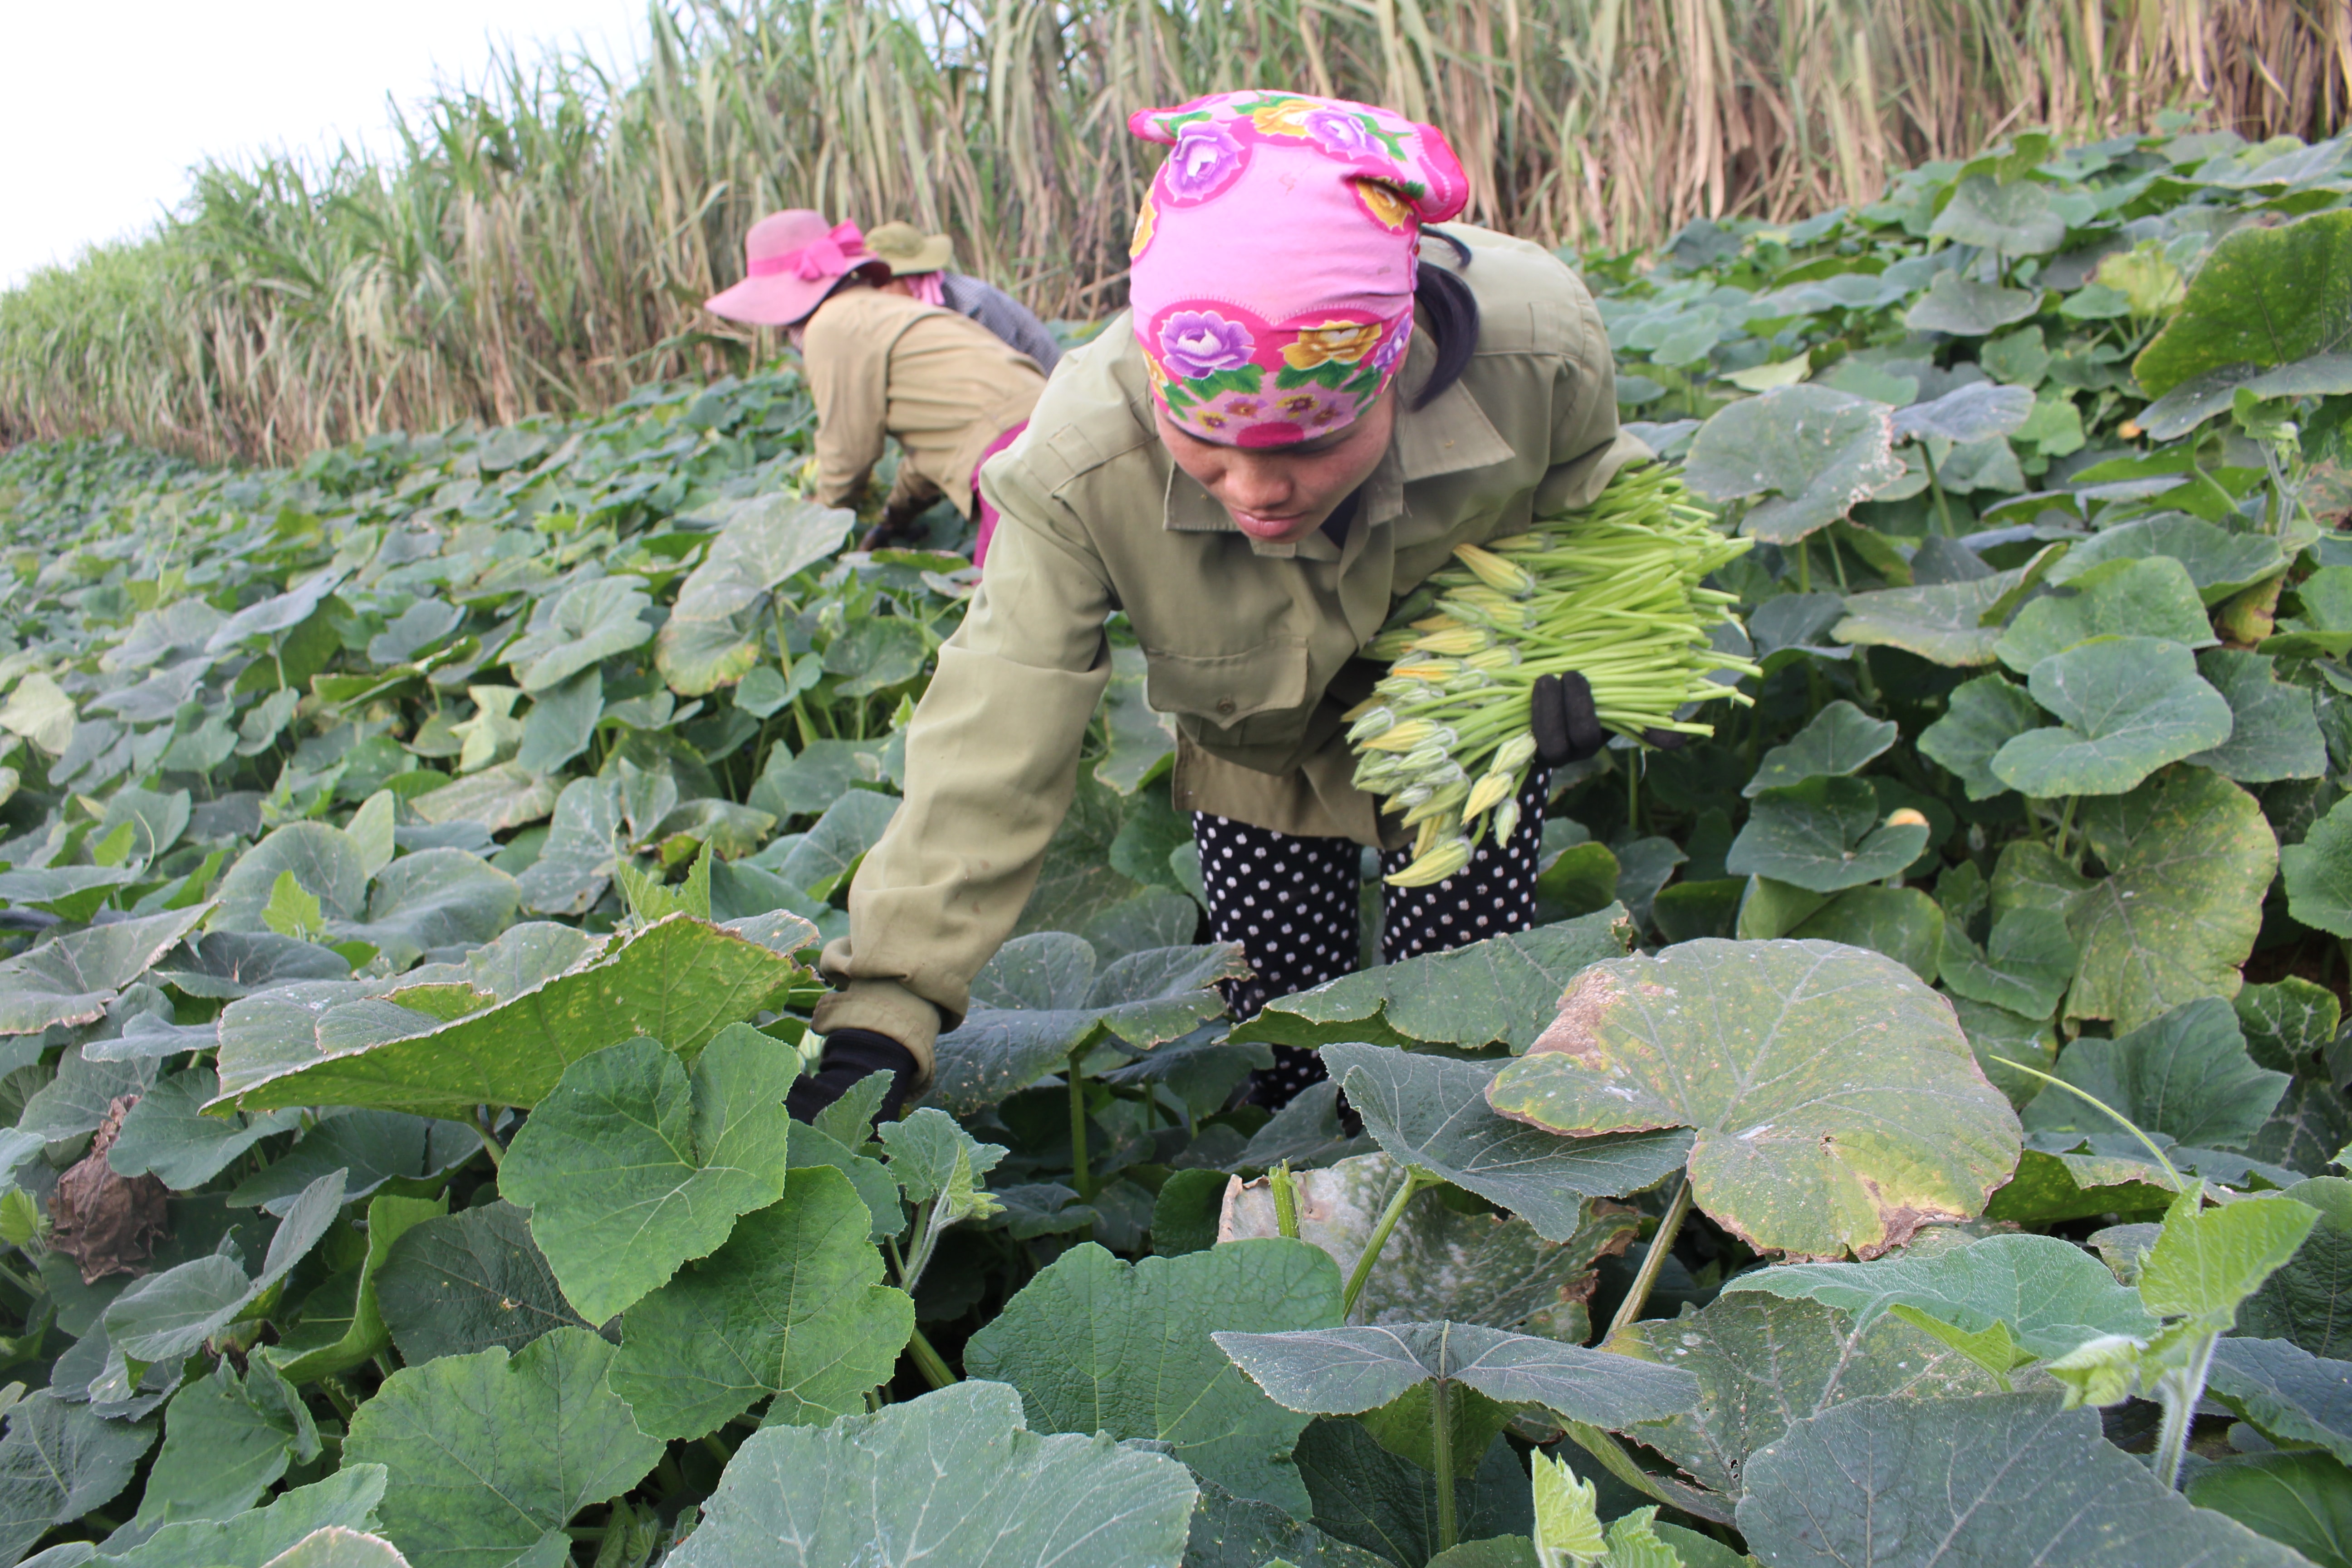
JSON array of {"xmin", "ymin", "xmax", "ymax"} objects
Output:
[{"xmin": 811, "ymin": 979, "xmax": 944, "ymax": 1087}]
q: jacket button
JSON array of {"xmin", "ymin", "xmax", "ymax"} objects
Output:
[{"xmin": 1215, "ymin": 698, "xmax": 1236, "ymax": 715}]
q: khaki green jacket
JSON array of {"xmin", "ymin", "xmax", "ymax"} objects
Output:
[
  {"xmin": 814, "ymin": 226, "xmax": 1640, "ymax": 1073},
  {"xmin": 805, "ymin": 285, "xmax": 1047, "ymax": 519}
]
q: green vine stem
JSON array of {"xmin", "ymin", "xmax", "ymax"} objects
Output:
[
  {"xmin": 472, "ymin": 1107, "xmax": 505, "ymax": 1169},
  {"xmin": 1270, "ymin": 1162, "xmax": 1302, "ymax": 1240},
  {"xmin": 907, "ymin": 1327, "xmax": 957, "ymax": 1391},
  {"xmin": 1921, "ymin": 441, "xmax": 1958, "ymax": 536},
  {"xmin": 2052, "ymin": 794, "xmax": 2080, "ymax": 864},
  {"xmin": 2151, "ymin": 1331, "xmax": 2220, "ymax": 1492},
  {"xmin": 1068, "ymin": 1044, "xmax": 1092, "ymax": 1199},
  {"xmin": 1343, "ymin": 1166, "xmax": 1439, "ymax": 1319},
  {"xmin": 1431, "ymin": 1375, "xmax": 1459, "ymax": 1554},
  {"xmin": 1604, "ymin": 1173, "xmax": 1694, "ymax": 1345},
  {"xmin": 1985, "ymin": 1057, "xmax": 2191, "ymax": 1194}
]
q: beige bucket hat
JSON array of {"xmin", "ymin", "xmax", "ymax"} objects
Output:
[{"xmin": 864, "ymin": 221, "xmax": 956, "ymax": 276}]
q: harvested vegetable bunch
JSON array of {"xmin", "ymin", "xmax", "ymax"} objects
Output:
[{"xmin": 1348, "ymin": 463, "xmax": 1760, "ymax": 886}]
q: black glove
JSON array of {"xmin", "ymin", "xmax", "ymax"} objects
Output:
[
  {"xmin": 1530, "ymin": 672, "xmax": 1607, "ymax": 765},
  {"xmin": 858, "ymin": 499, "xmax": 927, "ymax": 554},
  {"xmin": 786, "ymin": 1028, "xmax": 921, "ymax": 1129}
]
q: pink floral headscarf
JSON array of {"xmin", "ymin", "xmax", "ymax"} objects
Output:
[{"xmin": 1127, "ymin": 91, "xmax": 1470, "ymax": 448}]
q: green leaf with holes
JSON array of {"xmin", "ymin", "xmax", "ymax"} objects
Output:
[{"xmin": 1487, "ymin": 940, "xmax": 2021, "ymax": 1259}]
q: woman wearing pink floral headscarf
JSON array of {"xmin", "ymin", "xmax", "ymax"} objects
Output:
[{"xmin": 789, "ymin": 91, "xmax": 1640, "ymax": 1126}]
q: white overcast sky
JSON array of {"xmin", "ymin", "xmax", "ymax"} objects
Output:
[{"xmin": 1, "ymin": 0, "xmax": 657, "ymax": 289}]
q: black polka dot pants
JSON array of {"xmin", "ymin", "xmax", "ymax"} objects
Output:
[{"xmin": 1193, "ymin": 769, "xmax": 1550, "ymax": 1107}]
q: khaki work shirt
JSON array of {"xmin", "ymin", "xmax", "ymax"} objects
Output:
[
  {"xmin": 813, "ymin": 226, "xmax": 1641, "ymax": 1073},
  {"xmin": 804, "ymin": 285, "xmax": 1047, "ymax": 519}
]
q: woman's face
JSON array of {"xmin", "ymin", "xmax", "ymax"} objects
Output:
[{"xmin": 1153, "ymin": 390, "xmax": 1396, "ymax": 546}]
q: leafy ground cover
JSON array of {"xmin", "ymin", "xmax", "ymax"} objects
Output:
[{"xmin": 0, "ymin": 121, "xmax": 2347, "ymax": 1566}]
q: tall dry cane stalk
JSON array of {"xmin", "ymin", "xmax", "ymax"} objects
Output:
[{"xmin": 1, "ymin": 0, "xmax": 2343, "ymax": 464}]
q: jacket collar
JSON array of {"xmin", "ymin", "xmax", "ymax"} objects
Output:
[{"xmin": 1158, "ymin": 323, "xmax": 1514, "ymax": 560}]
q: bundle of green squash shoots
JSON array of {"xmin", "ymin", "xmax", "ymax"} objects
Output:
[{"xmin": 1348, "ymin": 464, "xmax": 1761, "ymax": 887}]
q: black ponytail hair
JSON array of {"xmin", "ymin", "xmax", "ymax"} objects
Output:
[{"xmin": 1412, "ymin": 226, "xmax": 1480, "ymax": 411}]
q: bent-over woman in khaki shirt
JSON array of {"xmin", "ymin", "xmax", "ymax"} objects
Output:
[
  {"xmin": 785, "ymin": 93, "xmax": 1640, "ymax": 1124},
  {"xmin": 705, "ymin": 211, "xmax": 1045, "ymax": 560}
]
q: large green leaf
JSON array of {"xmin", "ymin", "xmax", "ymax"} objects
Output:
[
  {"xmin": 2239, "ymin": 1177, "xmax": 2352, "ymax": 1358},
  {"xmin": 212, "ymin": 914, "xmax": 802, "ymax": 1114},
  {"xmin": 2142, "ymin": 1194, "xmax": 2320, "ymax": 1331},
  {"xmin": 664, "ymin": 1380, "xmax": 1199, "ymax": 1568},
  {"xmin": 1832, "ymin": 571, "xmax": 2023, "ymax": 667},
  {"xmin": 1917, "ymin": 674, "xmax": 2043, "ymax": 799},
  {"xmin": 332, "ymin": 849, "xmax": 517, "ymax": 970},
  {"xmin": 1215, "ymin": 1319, "xmax": 1698, "ymax": 1431},
  {"xmin": 214, "ymin": 824, "xmax": 367, "ymax": 931},
  {"xmin": 2207, "ymin": 1335, "xmax": 2352, "ymax": 1464},
  {"xmin": 926, "ymin": 936, "xmax": 1247, "ymax": 1115},
  {"xmin": 254, "ymin": 1529, "xmax": 411, "ymax": 1568},
  {"xmin": 500, "ymin": 1028, "xmax": 794, "ymax": 1323},
  {"xmin": 341, "ymin": 1327, "xmax": 664, "ymax": 1568},
  {"xmin": 1220, "ymin": 1151, "xmax": 1638, "ymax": 1337},
  {"xmin": 2283, "ymin": 794, "xmax": 2352, "ymax": 938},
  {"xmin": 606, "ymin": 1165, "xmax": 914, "ymax": 1439},
  {"xmin": 1181, "ymin": 1477, "xmax": 1395, "ymax": 1568},
  {"xmin": 772, "ymin": 789, "xmax": 897, "ymax": 894},
  {"xmin": 2185, "ymin": 1450, "xmax": 2352, "ymax": 1568},
  {"xmin": 90, "ymin": 1468, "xmax": 388, "ymax": 1568},
  {"xmin": 1292, "ymin": 1420, "xmax": 1532, "ymax": 1568},
  {"xmin": 1721, "ymin": 1232, "xmax": 2158, "ymax": 1361},
  {"xmin": 2022, "ymin": 997, "xmax": 2288, "ymax": 1153},
  {"xmin": 266, "ymin": 1192, "xmax": 446, "ymax": 1385},
  {"xmin": 2187, "ymin": 650, "xmax": 2326, "ymax": 783},
  {"xmin": 1617, "ymin": 1292, "xmax": 1999, "ymax": 1499},
  {"xmin": 2044, "ymin": 513, "xmax": 2285, "ymax": 606},
  {"xmin": 1992, "ymin": 558, "xmax": 2216, "ymax": 673},
  {"xmin": 1735, "ymin": 1392, "xmax": 2309, "ymax": 1566},
  {"xmin": 0, "ymin": 905, "xmax": 209, "ymax": 1035},
  {"xmin": 1683, "ymin": 386, "xmax": 1905, "ymax": 543},
  {"xmin": 513, "ymin": 778, "xmax": 621, "ymax": 916},
  {"xmin": 107, "ymin": 1067, "xmax": 303, "ymax": 1191},
  {"xmin": 225, "ymin": 1112, "xmax": 475, "ymax": 1215},
  {"xmin": 2064, "ymin": 768, "xmax": 2275, "ymax": 1032},
  {"xmin": 1488, "ymin": 940, "xmax": 2021, "ymax": 1259},
  {"xmin": 101, "ymin": 1172, "xmax": 345, "ymax": 1361},
  {"xmin": 503, "ymin": 575, "xmax": 654, "ymax": 693},
  {"xmin": 0, "ymin": 1394, "xmax": 158, "ymax": 1563},
  {"xmin": 965, "ymin": 1239, "xmax": 1341, "ymax": 1512},
  {"xmin": 1989, "ymin": 637, "xmax": 2233, "ymax": 797},
  {"xmin": 1930, "ymin": 176, "xmax": 2066, "ymax": 254},
  {"xmin": 657, "ymin": 496, "xmax": 853, "ymax": 695},
  {"xmin": 1786, "ymin": 884, "xmax": 1944, "ymax": 981},
  {"xmin": 1722, "ymin": 776, "xmax": 1928, "ymax": 893},
  {"xmin": 120, "ymin": 1362, "xmax": 320, "ymax": 1542},
  {"xmin": 2136, "ymin": 209, "xmax": 2352, "ymax": 395},
  {"xmin": 373, "ymin": 1200, "xmax": 588, "ymax": 1363},
  {"xmin": 1904, "ymin": 271, "xmax": 2041, "ymax": 334},
  {"xmin": 1230, "ymin": 910, "xmax": 1633, "ymax": 1055},
  {"xmin": 1938, "ymin": 906, "xmax": 2075, "ymax": 1019},
  {"xmin": 151, "ymin": 931, "xmax": 350, "ymax": 1004},
  {"xmin": 1742, "ymin": 701, "xmax": 1896, "ymax": 795},
  {"xmin": 1323, "ymin": 1044, "xmax": 1690, "ymax": 1241},
  {"xmin": 406, "ymin": 761, "xmax": 558, "ymax": 836}
]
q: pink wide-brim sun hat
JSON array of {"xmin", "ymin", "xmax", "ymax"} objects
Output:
[{"xmin": 705, "ymin": 211, "xmax": 876, "ymax": 327}]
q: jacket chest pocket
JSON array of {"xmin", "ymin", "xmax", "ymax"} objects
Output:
[{"xmin": 1144, "ymin": 638, "xmax": 1312, "ymax": 745}]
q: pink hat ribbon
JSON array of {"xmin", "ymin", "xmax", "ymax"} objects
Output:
[
  {"xmin": 1127, "ymin": 91, "xmax": 1470, "ymax": 448},
  {"xmin": 748, "ymin": 220, "xmax": 870, "ymax": 281}
]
